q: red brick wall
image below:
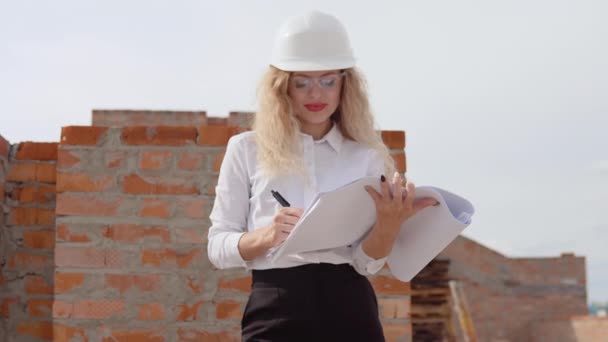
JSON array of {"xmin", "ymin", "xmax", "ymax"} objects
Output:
[
  {"xmin": 54, "ymin": 124, "xmax": 244, "ymax": 341},
  {"xmin": 1, "ymin": 141, "xmax": 58, "ymax": 341},
  {"xmin": 0, "ymin": 110, "xmax": 413, "ymax": 342},
  {"xmin": 439, "ymin": 236, "xmax": 588, "ymax": 341},
  {"xmin": 530, "ymin": 316, "xmax": 608, "ymax": 342}
]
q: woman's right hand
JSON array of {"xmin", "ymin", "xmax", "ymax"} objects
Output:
[
  {"xmin": 262, "ymin": 207, "xmax": 304, "ymax": 249},
  {"xmin": 237, "ymin": 207, "xmax": 304, "ymax": 261}
]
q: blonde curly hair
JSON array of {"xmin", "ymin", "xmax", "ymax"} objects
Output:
[{"xmin": 253, "ymin": 66, "xmax": 396, "ymax": 179}]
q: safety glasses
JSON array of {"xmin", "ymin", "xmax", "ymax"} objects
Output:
[{"xmin": 289, "ymin": 71, "xmax": 345, "ymax": 91}]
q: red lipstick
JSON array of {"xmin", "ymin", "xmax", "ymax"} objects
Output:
[{"xmin": 304, "ymin": 103, "xmax": 327, "ymax": 112}]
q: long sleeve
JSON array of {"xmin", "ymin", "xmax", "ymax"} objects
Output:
[
  {"xmin": 352, "ymin": 243, "xmax": 387, "ymax": 275},
  {"xmin": 207, "ymin": 135, "xmax": 251, "ymax": 269}
]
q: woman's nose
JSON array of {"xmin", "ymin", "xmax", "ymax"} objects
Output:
[{"xmin": 308, "ymin": 83, "xmax": 322, "ymax": 98}]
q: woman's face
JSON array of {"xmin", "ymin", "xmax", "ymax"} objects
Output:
[{"xmin": 287, "ymin": 70, "xmax": 343, "ymax": 131}]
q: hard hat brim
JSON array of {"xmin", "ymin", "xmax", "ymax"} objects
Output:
[{"xmin": 270, "ymin": 57, "xmax": 355, "ymax": 72}]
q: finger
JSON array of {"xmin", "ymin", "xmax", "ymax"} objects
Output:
[
  {"xmin": 279, "ymin": 224, "xmax": 294, "ymax": 234},
  {"xmin": 280, "ymin": 231, "xmax": 289, "ymax": 241},
  {"xmin": 279, "ymin": 215, "xmax": 299, "ymax": 226},
  {"xmin": 413, "ymin": 197, "xmax": 438, "ymax": 212},
  {"xmin": 281, "ymin": 207, "xmax": 304, "ymax": 218},
  {"xmin": 274, "ymin": 210, "xmax": 300, "ymax": 225},
  {"xmin": 401, "ymin": 186, "xmax": 408, "ymax": 201},
  {"xmin": 392, "ymin": 172, "xmax": 402, "ymax": 203},
  {"xmin": 400, "ymin": 174, "xmax": 408, "ymax": 200},
  {"xmin": 281, "ymin": 207, "xmax": 303, "ymax": 216},
  {"xmin": 404, "ymin": 181, "xmax": 416, "ymax": 208},
  {"xmin": 380, "ymin": 174, "xmax": 391, "ymax": 200},
  {"xmin": 364, "ymin": 185, "xmax": 381, "ymax": 203},
  {"xmin": 278, "ymin": 230, "xmax": 290, "ymax": 244}
]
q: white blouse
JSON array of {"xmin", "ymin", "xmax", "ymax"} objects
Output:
[{"xmin": 207, "ymin": 123, "xmax": 388, "ymax": 275}]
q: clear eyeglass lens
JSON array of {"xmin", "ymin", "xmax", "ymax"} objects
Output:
[
  {"xmin": 294, "ymin": 78, "xmax": 311, "ymax": 89},
  {"xmin": 319, "ymin": 77, "xmax": 337, "ymax": 88},
  {"xmin": 292, "ymin": 74, "xmax": 341, "ymax": 90}
]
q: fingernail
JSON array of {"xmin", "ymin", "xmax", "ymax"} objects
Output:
[{"xmin": 381, "ymin": 175, "xmax": 386, "ymax": 182}]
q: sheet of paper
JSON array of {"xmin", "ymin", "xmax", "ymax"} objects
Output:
[
  {"xmin": 386, "ymin": 186, "xmax": 474, "ymax": 281},
  {"xmin": 269, "ymin": 176, "xmax": 475, "ymax": 282},
  {"xmin": 270, "ymin": 177, "xmax": 380, "ymax": 261}
]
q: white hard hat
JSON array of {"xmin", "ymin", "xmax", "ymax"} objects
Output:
[{"xmin": 270, "ymin": 11, "xmax": 356, "ymax": 72}]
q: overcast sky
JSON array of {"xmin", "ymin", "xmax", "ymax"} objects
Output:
[{"xmin": 1, "ymin": 0, "xmax": 606, "ymax": 303}]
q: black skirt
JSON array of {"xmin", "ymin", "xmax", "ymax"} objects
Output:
[{"xmin": 241, "ymin": 263, "xmax": 385, "ymax": 342}]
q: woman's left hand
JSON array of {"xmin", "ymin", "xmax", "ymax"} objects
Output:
[{"xmin": 364, "ymin": 172, "xmax": 438, "ymax": 232}]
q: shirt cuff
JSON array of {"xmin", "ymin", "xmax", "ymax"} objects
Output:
[
  {"xmin": 226, "ymin": 232, "xmax": 248, "ymax": 268},
  {"xmin": 353, "ymin": 242, "xmax": 388, "ymax": 275}
]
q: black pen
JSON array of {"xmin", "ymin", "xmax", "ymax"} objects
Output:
[{"xmin": 271, "ymin": 190, "xmax": 290, "ymax": 207}]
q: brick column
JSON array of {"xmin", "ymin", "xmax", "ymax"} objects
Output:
[
  {"xmin": 381, "ymin": 131, "xmax": 406, "ymax": 173},
  {"xmin": 1, "ymin": 141, "xmax": 58, "ymax": 341}
]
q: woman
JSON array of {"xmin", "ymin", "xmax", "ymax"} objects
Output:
[{"xmin": 208, "ymin": 10, "xmax": 438, "ymax": 342}]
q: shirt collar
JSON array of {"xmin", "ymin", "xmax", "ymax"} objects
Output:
[{"xmin": 299, "ymin": 122, "xmax": 343, "ymax": 152}]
